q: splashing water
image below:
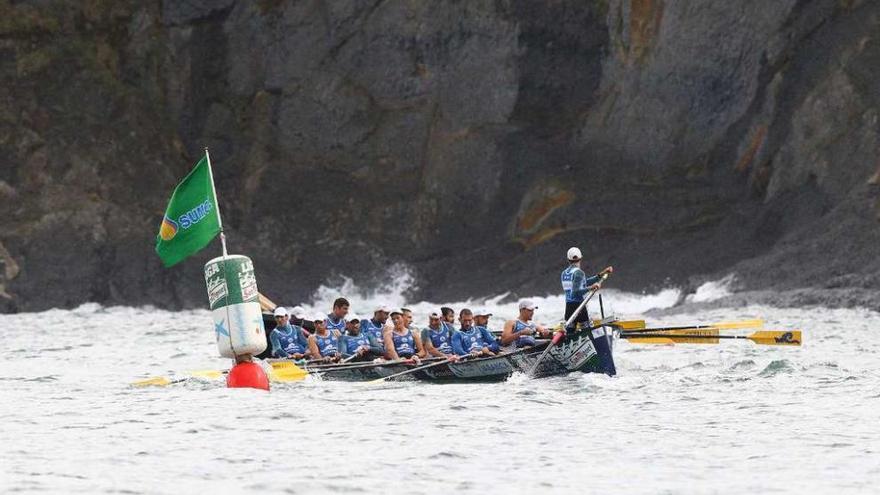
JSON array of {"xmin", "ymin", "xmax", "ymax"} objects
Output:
[{"xmin": 1, "ymin": 274, "xmax": 879, "ymax": 494}]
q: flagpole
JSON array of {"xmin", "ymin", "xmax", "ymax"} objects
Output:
[
  {"xmin": 204, "ymin": 148, "xmax": 228, "ymax": 257},
  {"xmin": 204, "ymin": 147, "xmax": 237, "ymax": 363}
]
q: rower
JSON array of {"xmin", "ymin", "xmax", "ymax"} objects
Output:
[
  {"xmin": 440, "ymin": 306, "xmax": 456, "ymax": 333},
  {"xmin": 361, "ymin": 304, "xmax": 391, "ymax": 357},
  {"xmin": 307, "ymin": 313, "xmax": 341, "ymax": 363},
  {"xmin": 401, "ymin": 307, "xmax": 416, "ymax": 332},
  {"xmin": 290, "ymin": 305, "xmax": 311, "ymax": 336},
  {"xmin": 500, "ymin": 299, "xmax": 552, "ymax": 350},
  {"xmin": 269, "ymin": 307, "xmax": 310, "ymax": 360},
  {"xmin": 339, "ymin": 313, "xmax": 372, "ymax": 361},
  {"xmin": 452, "ymin": 308, "xmax": 499, "ymax": 357},
  {"xmin": 384, "ymin": 310, "xmax": 424, "ymax": 363},
  {"xmin": 561, "ymin": 247, "xmax": 612, "ymax": 331},
  {"xmin": 326, "ymin": 297, "xmax": 349, "ymax": 337},
  {"xmin": 421, "ymin": 309, "xmax": 459, "ymax": 360},
  {"xmin": 562, "ymin": 246, "xmax": 616, "ymax": 376}
]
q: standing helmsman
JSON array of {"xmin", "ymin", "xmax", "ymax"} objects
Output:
[{"xmin": 561, "ymin": 247, "xmax": 612, "ymax": 331}]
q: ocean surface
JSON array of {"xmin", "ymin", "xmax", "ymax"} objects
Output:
[{"xmin": 2, "ymin": 278, "xmax": 879, "ymax": 494}]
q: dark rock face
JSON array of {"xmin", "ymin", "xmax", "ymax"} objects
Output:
[{"xmin": 1, "ymin": 0, "xmax": 878, "ymax": 312}]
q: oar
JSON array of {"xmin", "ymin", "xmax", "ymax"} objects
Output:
[
  {"xmin": 620, "ymin": 330, "xmax": 802, "ymax": 346},
  {"xmin": 621, "ymin": 319, "xmax": 764, "ymax": 334},
  {"xmin": 528, "ymin": 273, "xmax": 609, "ymax": 376},
  {"xmin": 131, "ymin": 369, "xmax": 223, "ymax": 387},
  {"xmin": 366, "ymin": 357, "xmax": 460, "ymax": 384}
]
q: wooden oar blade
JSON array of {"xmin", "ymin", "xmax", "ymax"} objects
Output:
[
  {"xmin": 749, "ymin": 330, "xmax": 802, "ymax": 346},
  {"xmin": 190, "ymin": 370, "xmax": 224, "ymax": 379},
  {"xmin": 131, "ymin": 376, "xmax": 172, "ymax": 387},
  {"xmin": 612, "ymin": 319, "xmax": 647, "ymax": 330},
  {"xmin": 712, "ymin": 319, "xmax": 764, "ymax": 330},
  {"xmin": 268, "ymin": 361, "xmax": 309, "ymax": 382}
]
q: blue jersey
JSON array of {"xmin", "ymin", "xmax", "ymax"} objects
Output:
[
  {"xmin": 326, "ymin": 314, "xmax": 346, "ymax": 335},
  {"xmin": 340, "ymin": 333, "xmax": 370, "ymax": 357},
  {"xmin": 361, "ymin": 318, "xmax": 386, "ymax": 353},
  {"xmin": 314, "ymin": 332, "xmax": 339, "ymax": 357},
  {"xmin": 391, "ymin": 329, "xmax": 416, "ymax": 357},
  {"xmin": 512, "ymin": 320, "xmax": 537, "ymax": 347},
  {"xmin": 269, "ymin": 324, "xmax": 309, "ymax": 358},
  {"xmin": 452, "ymin": 326, "xmax": 498, "ymax": 355},
  {"xmin": 422, "ymin": 326, "xmax": 454, "ymax": 354},
  {"xmin": 562, "ymin": 266, "xmax": 600, "ymax": 303}
]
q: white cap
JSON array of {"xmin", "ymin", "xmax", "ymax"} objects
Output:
[
  {"xmin": 475, "ymin": 309, "xmax": 493, "ymax": 317},
  {"xmin": 429, "ymin": 309, "xmax": 442, "ymax": 319},
  {"xmin": 291, "ymin": 306, "xmax": 307, "ymax": 319},
  {"xmin": 273, "ymin": 307, "xmax": 289, "ymax": 317},
  {"xmin": 567, "ymin": 247, "xmax": 582, "ymax": 261},
  {"xmin": 518, "ymin": 299, "xmax": 538, "ymax": 311},
  {"xmin": 312, "ymin": 314, "xmax": 327, "ymax": 324},
  {"xmin": 374, "ymin": 304, "xmax": 391, "ymax": 313},
  {"xmin": 347, "ymin": 312, "xmax": 360, "ymax": 322}
]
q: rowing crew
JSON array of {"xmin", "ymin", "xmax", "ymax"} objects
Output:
[{"xmin": 269, "ymin": 298, "xmax": 555, "ymax": 364}]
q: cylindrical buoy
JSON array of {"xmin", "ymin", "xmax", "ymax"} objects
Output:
[
  {"xmin": 204, "ymin": 254, "xmax": 267, "ymax": 359},
  {"xmin": 226, "ymin": 361, "xmax": 270, "ymax": 391}
]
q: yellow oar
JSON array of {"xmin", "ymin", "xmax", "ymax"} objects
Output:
[
  {"xmin": 621, "ymin": 319, "xmax": 763, "ymax": 334},
  {"xmin": 268, "ymin": 361, "xmax": 309, "ymax": 382},
  {"xmin": 620, "ymin": 330, "xmax": 802, "ymax": 346},
  {"xmin": 133, "ymin": 362, "xmax": 309, "ymax": 387},
  {"xmin": 610, "ymin": 319, "xmax": 647, "ymax": 330}
]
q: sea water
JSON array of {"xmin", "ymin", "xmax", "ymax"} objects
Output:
[{"xmin": 1, "ymin": 277, "xmax": 878, "ymax": 494}]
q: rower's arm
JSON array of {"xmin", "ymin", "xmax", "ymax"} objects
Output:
[
  {"xmin": 480, "ymin": 327, "xmax": 500, "ymax": 353},
  {"xmin": 419, "ymin": 330, "xmax": 435, "ymax": 358},
  {"xmin": 500, "ymin": 320, "xmax": 517, "ymax": 346},
  {"xmin": 269, "ymin": 331, "xmax": 289, "ymax": 358},
  {"xmin": 384, "ymin": 331, "xmax": 399, "ymax": 360},
  {"xmin": 451, "ymin": 332, "xmax": 467, "ymax": 356},
  {"xmin": 413, "ymin": 331, "xmax": 425, "ymax": 357},
  {"xmin": 306, "ymin": 335, "xmax": 320, "ymax": 359},
  {"xmin": 338, "ymin": 336, "xmax": 352, "ymax": 359}
]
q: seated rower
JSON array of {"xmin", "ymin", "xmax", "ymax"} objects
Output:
[
  {"xmin": 452, "ymin": 308, "xmax": 499, "ymax": 357},
  {"xmin": 307, "ymin": 313, "xmax": 341, "ymax": 363},
  {"xmin": 290, "ymin": 305, "xmax": 312, "ymax": 336},
  {"xmin": 338, "ymin": 313, "xmax": 372, "ymax": 361},
  {"xmin": 501, "ymin": 299, "xmax": 552, "ymax": 349},
  {"xmin": 420, "ymin": 310, "xmax": 459, "ymax": 360},
  {"xmin": 440, "ymin": 306, "xmax": 456, "ymax": 333},
  {"xmin": 361, "ymin": 304, "xmax": 392, "ymax": 358},
  {"xmin": 269, "ymin": 307, "xmax": 310, "ymax": 360},
  {"xmin": 384, "ymin": 310, "xmax": 424, "ymax": 363},
  {"xmin": 326, "ymin": 297, "xmax": 350, "ymax": 337}
]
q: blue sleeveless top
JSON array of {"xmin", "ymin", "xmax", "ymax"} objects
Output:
[
  {"xmin": 424, "ymin": 326, "xmax": 453, "ymax": 354},
  {"xmin": 391, "ymin": 329, "xmax": 416, "ymax": 357},
  {"xmin": 513, "ymin": 320, "xmax": 537, "ymax": 347},
  {"xmin": 361, "ymin": 319, "xmax": 386, "ymax": 351},
  {"xmin": 315, "ymin": 332, "xmax": 339, "ymax": 357},
  {"xmin": 342, "ymin": 333, "xmax": 370, "ymax": 355},
  {"xmin": 326, "ymin": 315, "xmax": 346, "ymax": 335}
]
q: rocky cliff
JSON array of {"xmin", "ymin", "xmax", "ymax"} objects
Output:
[{"xmin": 1, "ymin": 0, "xmax": 878, "ymax": 313}]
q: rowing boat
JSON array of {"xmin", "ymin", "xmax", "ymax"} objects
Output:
[{"xmin": 271, "ymin": 325, "xmax": 614, "ymax": 383}]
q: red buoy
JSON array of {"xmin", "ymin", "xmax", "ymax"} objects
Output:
[{"xmin": 226, "ymin": 361, "xmax": 270, "ymax": 391}]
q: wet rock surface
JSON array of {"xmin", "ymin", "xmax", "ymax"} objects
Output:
[{"xmin": 1, "ymin": 0, "xmax": 878, "ymax": 312}]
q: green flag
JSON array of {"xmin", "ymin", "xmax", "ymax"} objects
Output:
[{"xmin": 155, "ymin": 155, "xmax": 221, "ymax": 267}]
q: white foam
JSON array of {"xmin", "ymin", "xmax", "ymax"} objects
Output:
[
  {"xmin": 296, "ymin": 264, "xmax": 683, "ymax": 325},
  {"xmin": 685, "ymin": 274, "xmax": 735, "ymax": 303}
]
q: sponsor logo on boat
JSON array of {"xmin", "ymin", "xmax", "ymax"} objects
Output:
[
  {"xmin": 159, "ymin": 216, "xmax": 178, "ymax": 241},
  {"xmin": 178, "ymin": 199, "xmax": 213, "ymax": 230},
  {"xmin": 775, "ymin": 332, "xmax": 800, "ymax": 344}
]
